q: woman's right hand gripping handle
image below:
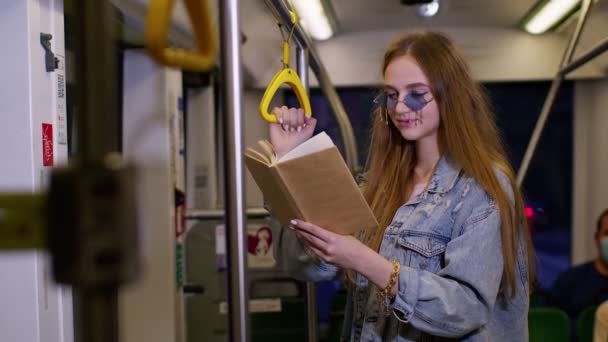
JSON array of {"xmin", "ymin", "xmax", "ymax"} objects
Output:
[{"xmin": 269, "ymin": 106, "xmax": 316, "ymax": 160}]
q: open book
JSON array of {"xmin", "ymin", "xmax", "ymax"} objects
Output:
[{"xmin": 245, "ymin": 132, "xmax": 378, "ymax": 235}]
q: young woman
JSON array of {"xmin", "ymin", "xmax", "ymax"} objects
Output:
[{"xmin": 268, "ymin": 31, "xmax": 535, "ymax": 341}]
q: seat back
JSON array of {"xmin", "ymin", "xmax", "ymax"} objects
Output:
[
  {"xmin": 577, "ymin": 305, "xmax": 598, "ymax": 342},
  {"xmin": 250, "ymin": 278, "xmax": 307, "ymax": 342},
  {"xmin": 528, "ymin": 307, "xmax": 571, "ymax": 342},
  {"xmin": 327, "ymin": 290, "xmax": 348, "ymax": 342}
]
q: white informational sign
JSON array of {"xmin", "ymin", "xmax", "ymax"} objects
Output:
[
  {"xmin": 215, "ymin": 224, "xmax": 227, "ymax": 270},
  {"xmin": 219, "ymin": 298, "xmax": 282, "ymax": 315},
  {"xmin": 55, "ymin": 55, "xmax": 67, "ymax": 145}
]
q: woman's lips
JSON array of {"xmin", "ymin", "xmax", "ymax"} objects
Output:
[{"xmin": 396, "ymin": 118, "xmax": 418, "ymax": 128}]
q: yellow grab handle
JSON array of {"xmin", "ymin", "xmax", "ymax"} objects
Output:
[
  {"xmin": 259, "ymin": 67, "xmax": 312, "ymax": 123},
  {"xmin": 145, "ymin": 0, "xmax": 217, "ymax": 71},
  {"xmin": 260, "ymin": 11, "xmax": 310, "ymax": 123}
]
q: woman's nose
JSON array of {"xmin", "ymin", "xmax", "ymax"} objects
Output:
[{"xmin": 395, "ymin": 98, "xmax": 410, "ymax": 113}]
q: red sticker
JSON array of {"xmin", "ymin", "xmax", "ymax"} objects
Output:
[{"xmin": 42, "ymin": 123, "xmax": 54, "ymax": 166}]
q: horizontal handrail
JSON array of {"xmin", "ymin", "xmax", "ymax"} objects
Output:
[
  {"xmin": 186, "ymin": 207, "xmax": 269, "ymax": 220},
  {"xmin": 560, "ymin": 37, "xmax": 608, "ymax": 76}
]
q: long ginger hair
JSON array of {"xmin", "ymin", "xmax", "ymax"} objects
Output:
[{"xmin": 359, "ymin": 31, "xmax": 535, "ymax": 297}]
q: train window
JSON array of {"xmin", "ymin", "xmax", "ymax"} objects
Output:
[{"xmin": 488, "ymin": 81, "xmax": 573, "ymax": 291}]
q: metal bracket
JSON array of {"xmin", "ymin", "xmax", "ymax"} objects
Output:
[{"xmin": 40, "ymin": 33, "xmax": 59, "ymax": 72}]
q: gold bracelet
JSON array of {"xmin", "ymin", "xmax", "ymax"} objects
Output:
[
  {"xmin": 384, "ymin": 260, "xmax": 400, "ymax": 297},
  {"xmin": 377, "ymin": 260, "xmax": 400, "ymax": 316}
]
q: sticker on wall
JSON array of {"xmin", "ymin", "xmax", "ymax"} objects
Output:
[
  {"xmin": 215, "ymin": 224, "xmax": 277, "ymax": 270},
  {"xmin": 55, "ymin": 55, "xmax": 67, "ymax": 145},
  {"xmin": 178, "ymin": 96, "xmax": 184, "ymax": 157},
  {"xmin": 175, "ymin": 189, "xmax": 187, "ymax": 239},
  {"xmin": 194, "ymin": 164, "xmax": 209, "ymax": 208},
  {"xmin": 42, "ymin": 123, "xmax": 54, "ymax": 166},
  {"xmin": 176, "ymin": 242, "xmax": 184, "ymax": 289},
  {"xmin": 215, "ymin": 224, "xmax": 226, "ymax": 270},
  {"xmin": 247, "ymin": 224, "xmax": 276, "ymax": 269}
]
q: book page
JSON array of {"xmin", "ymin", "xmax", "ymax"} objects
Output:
[
  {"xmin": 257, "ymin": 140, "xmax": 276, "ymax": 163},
  {"xmin": 278, "ymin": 132, "xmax": 334, "ymax": 162},
  {"xmin": 245, "ymin": 139, "xmax": 276, "ymax": 165},
  {"xmin": 245, "ymin": 148, "xmax": 271, "ymax": 165}
]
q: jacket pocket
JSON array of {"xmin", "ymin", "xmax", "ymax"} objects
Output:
[{"xmin": 397, "ymin": 231, "xmax": 449, "ymax": 273}]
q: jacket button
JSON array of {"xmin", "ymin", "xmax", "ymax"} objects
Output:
[{"xmin": 419, "ymin": 261, "xmax": 427, "ymax": 269}]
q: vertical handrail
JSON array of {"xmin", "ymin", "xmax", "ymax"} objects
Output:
[
  {"xmin": 265, "ymin": 0, "xmax": 360, "ymax": 173},
  {"xmin": 219, "ymin": 0, "xmax": 250, "ymax": 341},
  {"xmin": 311, "ymin": 60, "xmax": 359, "ymax": 172},
  {"xmin": 73, "ymin": 1, "xmax": 119, "ymax": 341},
  {"xmin": 297, "ymin": 46, "xmax": 319, "ymax": 342},
  {"xmin": 516, "ymin": 0, "xmax": 593, "ymax": 186},
  {"xmin": 76, "ymin": 0, "xmax": 120, "ymax": 164}
]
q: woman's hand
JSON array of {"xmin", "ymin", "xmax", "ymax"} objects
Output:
[
  {"xmin": 291, "ymin": 219, "xmax": 400, "ymax": 296},
  {"xmin": 290, "ymin": 219, "xmax": 369, "ymax": 271},
  {"xmin": 269, "ymin": 106, "xmax": 316, "ymax": 159}
]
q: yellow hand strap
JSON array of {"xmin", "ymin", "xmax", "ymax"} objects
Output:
[
  {"xmin": 145, "ymin": 0, "xmax": 217, "ymax": 72},
  {"xmin": 259, "ymin": 12, "xmax": 312, "ymax": 123}
]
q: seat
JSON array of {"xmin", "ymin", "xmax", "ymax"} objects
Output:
[
  {"xmin": 529, "ymin": 290, "xmax": 550, "ymax": 308},
  {"xmin": 528, "ymin": 307, "xmax": 571, "ymax": 342},
  {"xmin": 250, "ymin": 278, "xmax": 307, "ymax": 342},
  {"xmin": 577, "ymin": 305, "xmax": 598, "ymax": 342},
  {"xmin": 251, "ymin": 297, "xmax": 307, "ymax": 342}
]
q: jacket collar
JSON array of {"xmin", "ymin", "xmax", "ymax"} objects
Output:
[
  {"xmin": 405, "ymin": 154, "xmax": 462, "ymax": 205},
  {"xmin": 426, "ymin": 155, "xmax": 462, "ymax": 194}
]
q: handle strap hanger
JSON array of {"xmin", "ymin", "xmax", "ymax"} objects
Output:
[{"xmin": 259, "ymin": 11, "xmax": 312, "ymax": 123}]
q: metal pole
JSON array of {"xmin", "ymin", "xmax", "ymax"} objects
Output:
[
  {"xmin": 75, "ymin": 289, "xmax": 118, "ymax": 342},
  {"xmin": 516, "ymin": 79, "xmax": 563, "ymax": 187},
  {"xmin": 265, "ymin": 0, "xmax": 360, "ymax": 172},
  {"xmin": 219, "ymin": 0, "xmax": 250, "ymax": 341},
  {"xmin": 559, "ymin": 0, "xmax": 593, "ymax": 69},
  {"xmin": 186, "ymin": 208, "xmax": 269, "ymax": 220},
  {"xmin": 72, "ymin": 1, "xmax": 119, "ymax": 341},
  {"xmin": 297, "ymin": 47, "xmax": 309, "ymax": 91},
  {"xmin": 560, "ymin": 37, "xmax": 608, "ymax": 76},
  {"xmin": 297, "ymin": 46, "xmax": 319, "ymax": 342},
  {"xmin": 312, "ymin": 61, "xmax": 360, "ymax": 172},
  {"xmin": 74, "ymin": 0, "xmax": 119, "ymax": 164},
  {"xmin": 516, "ymin": 0, "xmax": 593, "ymax": 186}
]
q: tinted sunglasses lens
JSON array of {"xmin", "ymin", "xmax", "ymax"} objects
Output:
[
  {"xmin": 404, "ymin": 93, "xmax": 427, "ymax": 111},
  {"xmin": 375, "ymin": 92, "xmax": 429, "ymax": 111}
]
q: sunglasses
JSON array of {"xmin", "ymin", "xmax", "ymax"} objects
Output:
[{"xmin": 374, "ymin": 89, "xmax": 434, "ymax": 112}]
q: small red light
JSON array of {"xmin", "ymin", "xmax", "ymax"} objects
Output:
[{"xmin": 525, "ymin": 207, "xmax": 534, "ymax": 219}]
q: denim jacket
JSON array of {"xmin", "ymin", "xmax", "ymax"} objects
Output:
[{"xmin": 271, "ymin": 155, "xmax": 530, "ymax": 341}]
